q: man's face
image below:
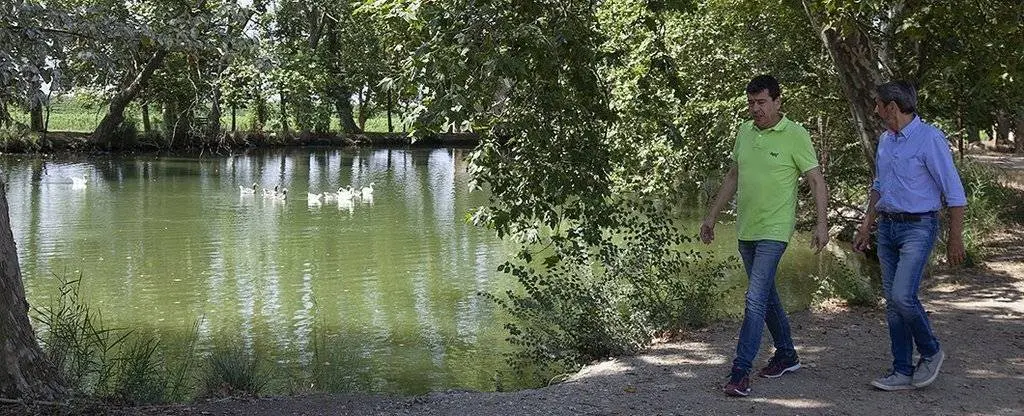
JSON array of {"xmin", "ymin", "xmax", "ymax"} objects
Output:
[
  {"xmin": 747, "ymin": 90, "xmax": 780, "ymax": 127},
  {"xmin": 874, "ymin": 97, "xmax": 894, "ymax": 128}
]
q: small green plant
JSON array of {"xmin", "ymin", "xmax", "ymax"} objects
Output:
[
  {"xmin": 33, "ymin": 274, "xmax": 124, "ymax": 396},
  {"xmin": 33, "ymin": 273, "xmax": 198, "ymax": 404},
  {"xmin": 202, "ymin": 345, "xmax": 268, "ymax": 397},
  {"xmin": 811, "ymin": 252, "xmax": 878, "ymax": 307}
]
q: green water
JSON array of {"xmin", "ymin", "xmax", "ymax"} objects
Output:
[{"xmin": 2, "ymin": 147, "xmax": 837, "ymax": 395}]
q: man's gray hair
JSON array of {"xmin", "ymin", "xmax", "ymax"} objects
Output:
[{"xmin": 875, "ymin": 81, "xmax": 917, "ymax": 114}]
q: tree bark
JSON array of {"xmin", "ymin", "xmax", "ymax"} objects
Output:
[
  {"xmin": 335, "ymin": 94, "xmax": 361, "ymax": 134},
  {"xmin": 207, "ymin": 87, "xmax": 222, "ymax": 137},
  {"xmin": 1015, "ymin": 110, "xmax": 1024, "ymax": 154},
  {"xmin": 803, "ymin": 2, "xmax": 889, "ymax": 177},
  {"xmin": 278, "ymin": 93, "xmax": 289, "ymax": 133},
  {"xmin": 141, "ymin": 104, "xmax": 151, "ymax": 133},
  {"xmin": 0, "ymin": 181, "xmax": 67, "ymax": 400},
  {"xmin": 91, "ymin": 49, "xmax": 168, "ymax": 144},
  {"xmin": 29, "ymin": 104, "xmax": 43, "ymax": 132},
  {"xmin": 386, "ymin": 90, "xmax": 393, "ymax": 133},
  {"xmin": 357, "ymin": 90, "xmax": 371, "ymax": 132},
  {"xmin": 994, "ymin": 111, "xmax": 1010, "ymax": 148}
]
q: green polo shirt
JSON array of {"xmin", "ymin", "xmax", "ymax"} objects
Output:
[{"xmin": 731, "ymin": 116, "xmax": 819, "ymax": 242}]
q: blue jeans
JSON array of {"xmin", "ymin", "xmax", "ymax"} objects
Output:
[
  {"xmin": 732, "ymin": 240, "xmax": 797, "ymax": 373},
  {"xmin": 876, "ymin": 214, "xmax": 941, "ymax": 376}
]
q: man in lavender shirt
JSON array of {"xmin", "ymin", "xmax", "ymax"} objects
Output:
[{"xmin": 853, "ymin": 81, "xmax": 967, "ymax": 391}]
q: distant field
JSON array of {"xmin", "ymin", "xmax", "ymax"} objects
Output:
[{"xmin": 10, "ymin": 98, "xmax": 406, "ymax": 134}]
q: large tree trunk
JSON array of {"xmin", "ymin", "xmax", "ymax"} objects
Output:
[
  {"xmin": 29, "ymin": 104, "xmax": 44, "ymax": 132},
  {"xmin": 803, "ymin": 2, "xmax": 889, "ymax": 177},
  {"xmin": 1015, "ymin": 110, "xmax": 1024, "ymax": 155},
  {"xmin": 994, "ymin": 111, "xmax": 1011, "ymax": 148},
  {"xmin": 92, "ymin": 49, "xmax": 168, "ymax": 144},
  {"xmin": 141, "ymin": 103, "xmax": 151, "ymax": 133},
  {"xmin": 0, "ymin": 181, "xmax": 67, "ymax": 400},
  {"xmin": 386, "ymin": 90, "xmax": 394, "ymax": 133},
  {"xmin": 357, "ymin": 89, "xmax": 372, "ymax": 132},
  {"xmin": 335, "ymin": 94, "xmax": 361, "ymax": 134}
]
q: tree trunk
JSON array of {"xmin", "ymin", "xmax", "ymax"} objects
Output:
[
  {"xmin": 29, "ymin": 104, "xmax": 44, "ymax": 132},
  {"xmin": 207, "ymin": 87, "xmax": 222, "ymax": 137},
  {"xmin": 92, "ymin": 49, "xmax": 168, "ymax": 143},
  {"xmin": 994, "ymin": 111, "xmax": 1011, "ymax": 148},
  {"xmin": 141, "ymin": 104, "xmax": 151, "ymax": 133},
  {"xmin": 163, "ymin": 99, "xmax": 189, "ymax": 146},
  {"xmin": 0, "ymin": 181, "xmax": 67, "ymax": 400},
  {"xmin": 335, "ymin": 94, "xmax": 361, "ymax": 134},
  {"xmin": 279, "ymin": 93, "xmax": 289, "ymax": 133},
  {"xmin": 803, "ymin": 2, "xmax": 889, "ymax": 177},
  {"xmin": 386, "ymin": 90, "xmax": 394, "ymax": 133},
  {"xmin": 1015, "ymin": 110, "xmax": 1024, "ymax": 154},
  {"xmin": 357, "ymin": 90, "xmax": 371, "ymax": 132}
]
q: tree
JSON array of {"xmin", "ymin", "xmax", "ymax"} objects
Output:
[
  {"xmin": 0, "ymin": 181, "xmax": 66, "ymax": 400},
  {"xmin": 0, "ymin": 1, "xmax": 69, "ymax": 132}
]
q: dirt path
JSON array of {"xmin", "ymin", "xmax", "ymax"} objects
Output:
[{"xmin": 103, "ymin": 229, "xmax": 1022, "ymax": 416}]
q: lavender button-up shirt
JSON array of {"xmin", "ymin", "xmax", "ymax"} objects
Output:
[{"xmin": 871, "ymin": 116, "xmax": 967, "ymax": 213}]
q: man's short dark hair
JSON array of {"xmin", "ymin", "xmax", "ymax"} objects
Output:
[
  {"xmin": 875, "ymin": 81, "xmax": 918, "ymax": 114},
  {"xmin": 746, "ymin": 75, "xmax": 781, "ymax": 100}
]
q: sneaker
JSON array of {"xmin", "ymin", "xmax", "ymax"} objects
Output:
[
  {"xmin": 870, "ymin": 372, "xmax": 915, "ymax": 391},
  {"xmin": 723, "ymin": 368, "xmax": 751, "ymax": 397},
  {"xmin": 912, "ymin": 349, "xmax": 946, "ymax": 388},
  {"xmin": 758, "ymin": 354, "xmax": 801, "ymax": 378}
]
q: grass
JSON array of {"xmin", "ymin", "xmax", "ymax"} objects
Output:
[{"xmin": 10, "ymin": 95, "xmax": 407, "ymax": 134}]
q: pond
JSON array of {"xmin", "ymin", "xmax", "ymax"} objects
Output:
[{"xmin": 2, "ymin": 147, "xmax": 841, "ymax": 395}]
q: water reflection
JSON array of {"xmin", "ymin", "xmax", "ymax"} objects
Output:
[{"xmin": 3, "ymin": 148, "xmax": 511, "ymax": 394}]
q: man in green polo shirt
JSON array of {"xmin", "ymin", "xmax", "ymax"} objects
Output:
[{"xmin": 700, "ymin": 75, "xmax": 829, "ymax": 397}]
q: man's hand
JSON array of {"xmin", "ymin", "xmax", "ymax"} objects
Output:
[
  {"xmin": 852, "ymin": 222, "xmax": 872, "ymax": 252},
  {"xmin": 947, "ymin": 234, "xmax": 966, "ymax": 266},
  {"xmin": 700, "ymin": 218, "xmax": 715, "ymax": 244},
  {"xmin": 811, "ymin": 222, "xmax": 829, "ymax": 254}
]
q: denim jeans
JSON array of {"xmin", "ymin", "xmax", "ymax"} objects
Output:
[
  {"xmin": 876, "ymin": 214, "xmax": 941, "ymax": 376},
  {"xmin": 732, "ymin": 240, "xmax": 797, "ymax": 373}
]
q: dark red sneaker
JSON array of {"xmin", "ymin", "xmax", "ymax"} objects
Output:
[
  {"xmin": 723, "ymin": 371, "xmax": 751, "ymax": 397},
  {"xmin": 758, "ymin": 355, "xmax": 801, "ymax": 378}
]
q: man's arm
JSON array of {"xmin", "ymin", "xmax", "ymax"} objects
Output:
[
  {"xmin": 700, "ymin": 164, "xmax": 738, "ymax": 244},
  {"xmin": 804, "ymin": 167, "xmax": 829, "ymax": 253},
  {"xmin": 946, "ymin": 205, "xmax": 966, "ymax": 265},
  {"xmin": 853, "ymin": 189, "xmax": 881, "ymax": 252}
]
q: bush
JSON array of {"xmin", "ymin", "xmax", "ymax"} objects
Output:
[
  {"xmin": 938, "ymin": 159, "xmax": 1014, "ymax": 266},
  {"xmin": 33, "ymin": 274, "xmax": 195, "ymax": 404},
  {"xmin": 201, "ymin": 346, "xmax": 268, "ymax": 397},
  {"xmin": 810, "ymin": 251, "xmax": 878, "ymax": 307},
  {"xmin": 481, "ymin": 198, "xmax": 735, "ymax": 382}
]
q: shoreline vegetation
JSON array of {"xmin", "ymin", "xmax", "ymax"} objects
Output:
[{"xmin": 0, "ymin": 130, "xmax": 481, "ymax": 154}]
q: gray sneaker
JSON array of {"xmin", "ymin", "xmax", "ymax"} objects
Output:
[
  {"xmin": 871, "ymin": 372, "xmax": 915, "ymax": 391},
  {"xmin": 912, "ymin": 349, "xmax": 946, "ymax": 388}
]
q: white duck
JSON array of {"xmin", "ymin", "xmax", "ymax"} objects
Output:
[
  {"xmin": 306, "ymin": 191, "xmax": 323, "ymax": 202},
  {"xmin": 321, "ymin": 187, "xmax": 342, "ymax": 202},
  {"xmin": 337, "ymin": 186, "xmax": 355, "ymax": 201},
  {"xmin": 360, "ymin": 183, "xmax": 375, "ymax": 200},
  {"xmin": 273, "ymin": 188, "xmax": 288, "ymax": 200},
  {"xmin": 239, "ymin": 182, "xmax": 258, "ymax": 194},
  {"xmin": 70, "ymin": 175, "xmax": 88, "ymax": 187},
  {"xmin": 262, "ymin": 185, "xmax": 279, "ymax": 197}
]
